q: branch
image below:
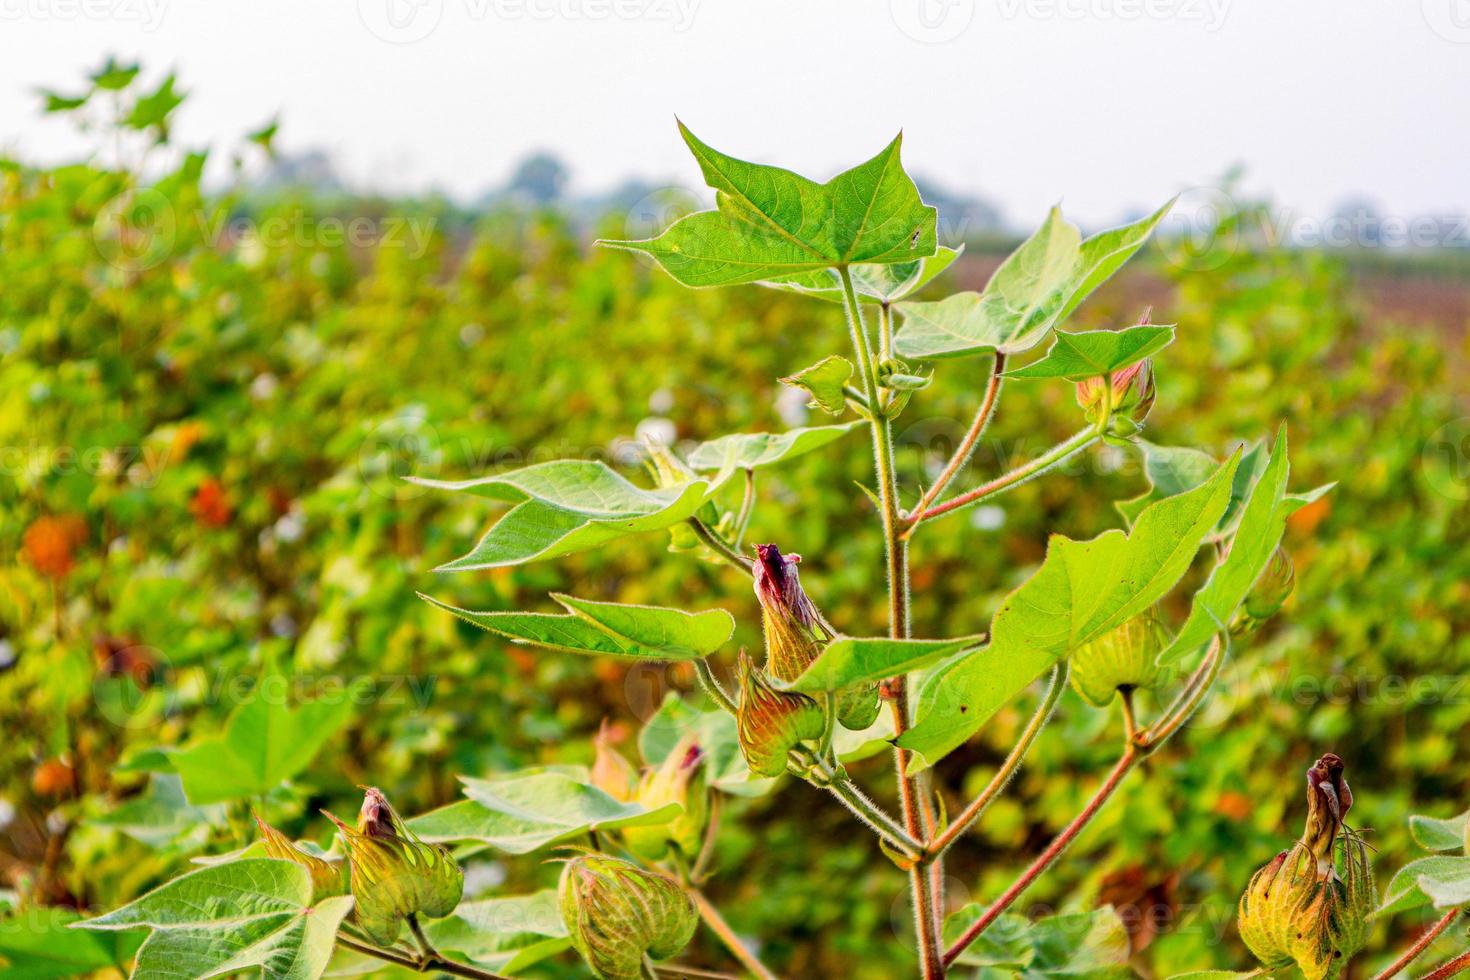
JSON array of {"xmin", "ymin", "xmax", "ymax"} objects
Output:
[
  {"xmin": 907, "ymin": 352, "xmax": 1006, "ymax": 528},
  {"xmin": 687, "ymin": 887, "xmax": 779, "ymax": 980},
  {"xmin": 907, "ymin": 427, "xmax": 1099, "ymax": 529},
  {"xmin": 336, "ymin": 935, "xmax": 512, "ymax": 980},
  {"xmin": 1136, "ymin": 631, "xmax": 1228, "ymax": 752},
  {"xmin": 688, "ymin": 517, "xmax": 753, "ymax": 573},
  {"xmin": 1423, "ymin": 948, "xmax": 1470, "ymax": 980},
  {"xmin": 943, "ymin": 746, "xmax": 1141, "ymax": 967},
  {"xmin": 695, "ymin": 658, "xmax": 738, "ymax": 716},
  {"xmin": 732, "ymin": 469, "xmax": 756, "ymax": 549},
  {"xmin": 1371, "ymin": 909, "xmax": 1463, "ymax": 980},
  {"xmin": 927, "ymin": 663, "xmax": 1067, "ymax": 857}
]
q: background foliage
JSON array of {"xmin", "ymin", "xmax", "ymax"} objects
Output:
[{"xmin": 2, "ymin": 68, "xmax": 1468, "ymax": 978}]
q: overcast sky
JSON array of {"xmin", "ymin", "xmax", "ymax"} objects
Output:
[{"xmin": 1, "ymin": 1, "xmax": 1466, "ymax": 228}]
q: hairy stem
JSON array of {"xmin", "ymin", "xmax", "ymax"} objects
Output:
[
  {"xmin": 838, "ymin": 265, "xmax": 943, "ymax": 978},
  {"xmin": 943, "ymin": 747, "xmax": 1141, "ymax": 967},
  {"xmin": 907, "ymin": 352, "xmax": 1006, "ymax": 530},
  {"xmin": 688, "ymin": 517, "xmax": 754, "ymax": 573},
  {"xmin": 336, "ymin": 935, "xmax": 512, "ymax": 980},
  {"xmin": 695, "ymin": 658, "xmax": 738, "ymax": 716},
  {"xmin": 908, "ymin": 427, "xmax": 1099, "ymax": 528},
  {"xmin": 927, "ymin": 663, "xmax": 1068, "ymax": 857},
  {"xmin": 797, "ymin": 749, "xmax": 923, "ymax": 858},
  {"xmin": 733, "ymin": 468, "xmax": 756, "ymax": 549},
  {"xmin": 1423, "ymin": 949, "xmax": 1470, "ymax": 980},
  {"xmin": 1371, "ymin": 909, "xmax": 1463, "ymax": 980},
  {"xmin": 688, "ymin": 887, "xmax": 779, "ymax": 980},
  {"xmin": 1137, "ymin": 632, "xmax": 1227, "ymax": 751}
]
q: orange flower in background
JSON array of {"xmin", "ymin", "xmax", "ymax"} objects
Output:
[
  {"xmin": 190, "ymin": 477, "xmax": 233, "ymax": 527},
  {"xmin": 32, "ymin": 757, "xmax": 77, "ymax": 798},
  {"xmin": 22, "ymin": 515, "xmax": 87, "ymax": 580}
]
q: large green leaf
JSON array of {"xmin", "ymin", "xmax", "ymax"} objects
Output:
[
  {"xmin": 408, "ymin": 770, "xmax": 678, "ymax": 855},
  {"xmin": 76, "ymin": 860, "xmax": 350, "ymax": 980},
  {"xmin": 1156, "ymin": 430, "xmax": 1329, "ymax": 665},
  {"xmin": 0, "ymin": 908, "xmax": 139, "ymax": 980},
  {"xmin": 780, "ymin": 356, "xmax": 854, "ymax": 415},
  {"xmin": 1006, "ymin": 326, "xmax": 1175, "ymax": 381},
  {"xmin": 893, "ymin": 202, "xmax": 1171, "ymax": 360},
  {"xmin": 762, "ymin": 245, "xmax": 964, "ymax": 304},
  {"xmin": 415, "ymin": 461, "xmax": 712, "ymax": 569},
  {"xmin": 598, "ymin": 123, "xmax": 936, "ymax": 287},
  {"xmin": 1411, "ymin": 810, "xmax": 1470, "ymax": 853},
  {"xmin": 421, "ymin": 593, "xmax": 733, "ymax": 661},
  {"xmin": 1380, "ymin": 855, "xmax": 1470, "ymax": 914},
  {"xmin": 424, "ymin": 891, "xmax": 570, "ymax": 974},
  {"xmin": 899, "ymin": 452, "xmax": 1240, "ymax": 769},
  {"xmin": 786, "ymin": 635, "xmax": 985, "ymax": 693},
  {"xmin": 166, "ymin": 667, "xmax": 355, "ymax": 805},
  {"xmin": 685, "ymin": 422, "xmax": 861, "ymax": 472}
]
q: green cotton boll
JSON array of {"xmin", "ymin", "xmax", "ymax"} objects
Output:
[
  {"xmin": 1068, "ymin": 610, "xmax": 1170, "ymax": 707},
  {"xmin": 736, "ymin": 653, "xmax": 825, "ymax": 777},
  {"xmin": 324, "ymin": 787, "xmax": 464, "ymax": 946},
  {"xmin": 558, "ymin": 854, "xmax": 697, "ymax": 980}
]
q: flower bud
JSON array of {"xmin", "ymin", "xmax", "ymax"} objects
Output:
[
  {"xmin": 1238, "ymin": 754, "xmax": 1373, "ymax": 980},
  {"xmin": 324, "ymin": 787, "xmax": 464, "ymax": 946},
  {"xmin": 590, "ymin": 720, "xmax": 636, "ymax": 803},
  {"xmin": 736, "ymin": 652, "xmax": 825, "ymax": 777},
  {"xmin": 1246, "ymin": 547, "xmax": 1296, "ymax": 622},
  {"xmin": 1068, "ymin": 610, "xmax": 1169, "ymax": 707},
  {"xmin": 1076, "ymin": 360, "xmax": 1156, "ymax": 430},
  {"xmin": 622, "ymin": 735, "xmax": 710, "ymax": 862},
  {"xmin": 753, "ymin": 543, "xmax": 879, "ymax": 729},
  {"xmin": 558, "ymin": 853, "xmax": 697, "ymax": 980},
  {"xmin": 254, "ymin": 812, "xmax": 345, "ymax": 903}
]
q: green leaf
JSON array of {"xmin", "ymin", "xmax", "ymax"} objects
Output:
[
  {"xmin": 80, "ymin": 859, "xmax": 310, "ymax": 931},
  {"xmin": 123, "ymin": 74, "xmax": 184, "ymax": 135},
  {"xmin": 781, "ymin": 356, "xmax": 854, "ymax": 415},
  {"xmin": 786, "ymin": 635, "xmax": 985, "ymax": 693},
  {"xmin": 893, "ymin": 201, "xmax": 1172, "ymax": 360},
  {"xmin": 415, "ymin": 461, "xmax": 712, "ymax": 569},
  {"xmin": 1411, "ymin": 810, "xmax": 1470, "ymax": 853},
  {"xmin": 422, "ymin": 593, "xmax": 733, "ymax": 661},
  {"xmin": 408, "ymin": 770, "xmax": 679, "ymax": 855},
  {"xmin": 89, "ymin": 57, "xmax": 140, "ymax": 91},
  {"xmin": 598, "ymin": 123, "xmax": 936, "ymax": 287},
  {"xmin": 0, "ymin": 907, "xmax": 138, "ymax": 979},
  {"xmin": 638, "ymin": 694, "xmax": 776, "ymax": 796},
  {"xmin": 1006, "ymin": 326, "xmax": 1176, "ymax": 381},
  {"xmin": 1380, "ymin": 856, "xmax": 1470, "ymax": 914},
  {"xmin": 943, "ymin": 907, "xmax": 1131, "ymax": 976},
  {"xmin": 425, "ymin": 891, "xmax": 571, "ymax": 974},
  {"xmin": 1117, "ymin": 439, "xmax": 1285, "ymax": 537},
  {"xmin": 93, "ymin": 773, "xmax": 226, "ymax": 849},
  {"xmin": 763, "ymin": 245, "xmax": 964, "ymax": 304},
  {"xmin": 1157, "ymin": 430, "xmax": 1326, "ymax": 665},
  {"xmin": 900, "ymin": 452, "xmax": 1240, "ymax": 769},
  {"xmin": 76, "ymin": 859, "xmax": 351, "ymax": 980},
  {"xmin": 40, "ymin": 90, "xmax": 89, "ymax": 113},
  {"xmin": 685, "ymin": 422, "xmax": 861, "ymax": 472},
  {"xmin": 166, "ymin": 666, "xmax": 355, "ymax": 805}
]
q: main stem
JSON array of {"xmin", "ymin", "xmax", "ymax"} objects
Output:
[
  {"xmin": 838, "ymin": 266, "xmax": 944, "ymax": 979},
  {"xmin": 1423, "ymin": 949, "xmax": 1470, "ymax": 980}
]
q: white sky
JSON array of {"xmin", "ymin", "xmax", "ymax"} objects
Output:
[{"xmin": 1, "ymin": 0, "xmax": 1466, "ymax": 227}]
